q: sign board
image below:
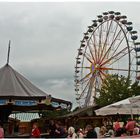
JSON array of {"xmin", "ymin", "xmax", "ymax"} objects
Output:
[
  {"xmin": 0, "ymin": 99, "xmax": 7, "ymax": 105},
  {"xmin": 15, "ymin": 100, "xmax": 37, "ymax": 106},
  {"xmin": 60, "ymin": 103, "xmax": 67, "ymax": 109},
  {"xmin": 51, "ymin": 102, "xmax": 60, "ymax": 108}
]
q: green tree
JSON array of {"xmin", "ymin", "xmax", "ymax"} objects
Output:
[
  {"xmin": 95, "ymin": 74, "xmax": 133, "ymax": 107},
  {"xmin": 130, "ymin": 81, "xmax": 140, "ymax": 96},
  {"xmin": 42, "ymin": 109, "xmax": 69, "ymax": 118}
]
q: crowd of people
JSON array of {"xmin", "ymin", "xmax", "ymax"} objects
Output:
[
  {"xmin": 30, "ymin": 118, "xmax": 140, "ymax": 138},
  {"xmin": 30, "ymin": 120, "xmax": 98, "ymax": 138},
  {"xmin": 0, "ymin": 118, "xmax": 140, "ymax": 138},
  {"xmin": 113, "ymin": 118, "xmax": 139, "ymax": 137}
]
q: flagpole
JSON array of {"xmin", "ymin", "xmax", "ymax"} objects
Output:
[{"xmin": 7, "ymin": 40, "xmax": 11, "ymax": 65}]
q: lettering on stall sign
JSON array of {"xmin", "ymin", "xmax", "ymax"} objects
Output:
[
  {"xmin": 0, "ymin": 99, "xmax": 6, "ymax": 105},
  {"xmin": 15, "ymin": 100, "xmax": 37, "ymax": 106}
]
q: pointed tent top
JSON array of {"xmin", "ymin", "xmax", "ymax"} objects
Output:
[
  {"xmin": 0, "ymin": 41, "xmax": 48, "ymax": 99},
  {"xmin": 0, "ymin": 64, "xmax": 48, "ymax": 99},
  {"xmin": 7, "ymin": 40, "xmax": 11, "ymax": 65}
]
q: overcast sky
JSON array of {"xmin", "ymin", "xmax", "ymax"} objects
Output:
[{"xmin": 0, "ymin": 2, "xmax": 140, "ymax": 108}]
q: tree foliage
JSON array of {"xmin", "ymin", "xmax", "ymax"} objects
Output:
[
  {"xmin": 42, "ymin": 109, "xmax": 69, "ymax": 118},
  {"xmin": 130, "ymin": 81, "xmax": 140, "ymax": 96},
  {"xmin": 95, "ymin": 74, "xmax": 140, "ymax": 107}
]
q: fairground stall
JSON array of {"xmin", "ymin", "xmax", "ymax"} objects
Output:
[{"xmin": 0, "ymin": 62, "xmax": 72, "ymax": 137}]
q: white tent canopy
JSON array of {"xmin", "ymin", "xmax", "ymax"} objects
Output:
[
  {"xmin": 95, "ymin": 96, "xmax": 140, "ymax": 116},
  {"xmin": 129, "ymin": 95, "xmax": 140, "ymax": 104},
  {"xmin": 9, "ymin": 113, "xmax": 40, "ymax": 122}
]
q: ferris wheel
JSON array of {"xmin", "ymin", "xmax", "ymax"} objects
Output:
[{"xmin": 74, "ymin": 11, "xmax": 140, "ymax": 107}]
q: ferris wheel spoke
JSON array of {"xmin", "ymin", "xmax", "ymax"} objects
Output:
[
  {"xmin": 80, "ymin": 74, "xmax": 91, "ymax": 84},
  {"xmin": 92, "ymin": 32, "xmax": 99, "ymax": 63},
  {"xmin": 95, "ymin": 76, "xmax": 101, "ymax": 89},
  {"xmin": 100, "ymin": 67, "xmax": 136, "ymax": 72},
  {"xmin": 98, "ymin": 72, "xmax": 104, "ymax": 82},
  {"xmin": 81, "ymin": 45, "xmax": 88, "ymax": 76},
  {"xmin": 107, "ymin": 48, "xmax": 133, "ymax": 67},
  {"xmin": 75, "ymin": 66, "xmax": 90, "ymax": 69},
  {"xmin": 87, "ymin": 42, "xmax": 96, "ymax": 63},
  {"xmin": 112, "ymin": 23, "xmax": 119, "ymax": 41},
  {"xmin": 92, "ymin": 37, "xmax": 98, "ymax": 63},
  {"xmin": 83, "ymin": 53, "xmax": 93, "ymax": 63},
  {"xmin": 98, "ymin": 25, "xmax": 111, "ymax": 62},
  {"xmin": 99, "ymin": 20, "xmax": 113, "ymax": 62},
  {"xmin": 97, "ymin": 23, "xmax": 103, "ymax": 63},
  {"xmin": 111, "ymin": 31, "xmax": 128, "ymax": 58},
  {"xmin": 99, "ymin": 29, "xmax": 122, "ymax": 64},
  {"xmin": 78, "ymin": 78, "xmax": 91, "ymax": 99},
  {"xmin": 100, "ymin": 30, "xmax": 128, "ymax": 66},
  {"xmin": 101, "ymin": 45, "xmax": 128, "ymax": 66},
  {"xmin": 100, "ymin": 70, "xmax": 108, "ymax": 78},
  {"xmin": 81, "ymin": 77, "xmax": 91, "ymax": 84},
  {"xmin": 85, "ymin": 77, "xmax": 96, "ymax": 102},
  {"xmin": 79, "ymin": 72, "xmax": 92, "ymax": 83},
  {"xmin": 111, "ymin": 33, "xmax": 128, "ymax": 56}
]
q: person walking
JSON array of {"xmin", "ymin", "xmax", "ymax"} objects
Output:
[
  {"xmin": 94, "ymin": 126, "xmax": 100, "ymax": 138},
  {"xmin": 31, "ymin": 123, "xmax": 41, "ymax": 138},
  {"xmin": 85, "ymin": 125, "xmax": 97, "ymax": 138},
  {"xmin": 99, "ymin": 126, "xmax": 107, "ymax": 138},
  {"xmin": 125, "ymin": 118, "xmax": 136, "ymax": 136},
  {"xmin": 54, "ymin": 122, "xmax": 65, "ymax": 138},
  {"xmin": 77, "ymin": 128, "xmax": 84, "ymax": 138},
  {"xmin": 48, "ymin": 120, "xmax": 56, "ymax": 138},
  {"xmin": 114, "ymin": 119, "xmax": 121, "ymax": 137}
]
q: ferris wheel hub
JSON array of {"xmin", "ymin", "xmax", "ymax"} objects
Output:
[{"xmin": 90, "ymin": 63, "xmax": 101, "ymax": 73}]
